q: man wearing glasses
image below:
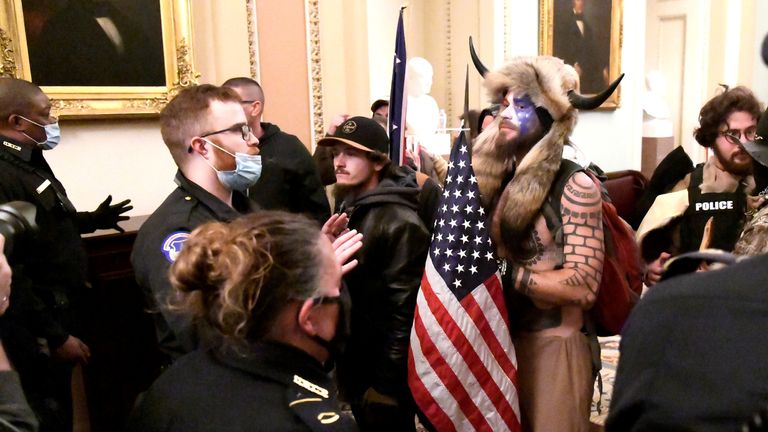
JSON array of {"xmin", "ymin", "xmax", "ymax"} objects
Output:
[
  {"xmin": 222, "ymin": 77, "xmax": 331, "ymax": 224},
  {"xmin": 637, "ymin": 86, "xmax": 762, "ymax": 286},
  {"xmin": 132, "ymin": 84, "xmax": 262, "ymax": 366}
]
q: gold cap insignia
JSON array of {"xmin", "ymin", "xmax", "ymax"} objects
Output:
[{"xmin": 342, "ymin": 121, "xmax": 357, "ymax": 134}]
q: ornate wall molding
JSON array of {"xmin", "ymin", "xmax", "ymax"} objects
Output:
[
  {"xmin": 245, "ymin": 0, "xmax": 260, "ymax": 81},
  {"xmin": 305, "ymin": 0, "xmax": 324, "ymax": 147},
  {"xmin": 445, "ymin": 0, "xmax": 453, "ymax": 125},
  {"xmin": 0, "ymin": 28, "xmax": 15, "ymax": 77}
]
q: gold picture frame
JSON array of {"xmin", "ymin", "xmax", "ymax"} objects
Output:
[
  {"xmin": 539, "ymin": 0, "xmax": 623, "ymax": 109},
  {"xmin": 0, "ymin": 0, "xmax": 198, "ymax": 118}
]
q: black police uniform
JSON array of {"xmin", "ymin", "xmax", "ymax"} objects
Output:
[
  {"xmin": 126, "ymin": 342, "xmax": 357, "ymax": 432},
  {"xmin": 0, "ymin": 136, "xmax": 91, "ymax": 430},
  {"xmin": 679, "ymin": 163, "xmax": 747, "ymax": 253},
  {"xmin": 131, "ymin": 171, "xmax": 258, "ymax": 363}
]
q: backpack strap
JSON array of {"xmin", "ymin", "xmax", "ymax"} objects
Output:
[{"xmin": 542, "ymin": 159, "xmax": 585, "ymax": 254}]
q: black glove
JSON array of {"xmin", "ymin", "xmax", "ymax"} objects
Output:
[{"xmin": 91, "ymin": 195, "xmax": 132, "ymax": 233}]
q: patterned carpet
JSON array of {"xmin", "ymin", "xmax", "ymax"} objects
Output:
[{"xmin": 590, "ymin": 336, "xmax": 621, "ymax": 428}]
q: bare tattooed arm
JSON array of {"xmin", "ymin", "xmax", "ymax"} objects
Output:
[{"xmin": 509, "ymin": 171, "xmax": 604, "ymax": 309}]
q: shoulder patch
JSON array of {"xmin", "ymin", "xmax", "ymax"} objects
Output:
[
  {"xmin": 292, "ymin": 375, "xmax": 329, "ymax": 399},
  {"xmin": 161, "ymin": 231, "xmax": 190, "ymax": 263}
]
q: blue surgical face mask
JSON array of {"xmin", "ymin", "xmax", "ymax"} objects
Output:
[
  {"xmin": 202, "ymin": 139, "xmax": 262, "ymax": 191},
  {"xmin": 18, "ymin": 115, "xmax": 61, "ymax": 150}
]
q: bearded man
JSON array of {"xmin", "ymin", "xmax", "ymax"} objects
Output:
[
  {"xmin": 637, "ymin": 86, "xmax": 762, "ymax": 285},
  {"xmin": 469, "ymin": 41, "xmax": 622, "ymax": 431}
]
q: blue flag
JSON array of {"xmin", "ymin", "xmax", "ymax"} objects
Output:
[{"xmin": 388, "ymin": 7, "xmax": 407, "ymax": 166}]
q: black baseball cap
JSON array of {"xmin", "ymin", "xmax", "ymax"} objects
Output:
[{"xmin": 317, "ymin": 116, "xmax": 389, "ymax": 155}]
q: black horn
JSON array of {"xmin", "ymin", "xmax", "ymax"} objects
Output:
[
  {"xmin": 568, "ymin": 73, "xmax": 625, "ymax": 110},
  {"xmin": 469, "ymin": 36, "xmax": 488, "ymax": 77}
]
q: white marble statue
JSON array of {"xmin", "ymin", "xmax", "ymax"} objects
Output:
[{"xmin": 406, "ymin": 57, "xmax": 440, "ymax": 137}]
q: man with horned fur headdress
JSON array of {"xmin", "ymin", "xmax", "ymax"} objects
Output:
[{"xmin": 469, "ymin": 40, "xmax": 622, "ymax": 431}]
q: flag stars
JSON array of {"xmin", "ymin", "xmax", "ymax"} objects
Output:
[
  {"xmin": 460, "ymin": 145, "xmax": 467, "ymax": 154},
  {"xmin": 472, "ymin": 250, "xmax": 481, "ymax": 260},
  {"xmin": 445, "ymin": 175, "xmax": 452, "ymax": 184},
  {"xmin": 451, "ymin": 205, "xmax": 460, "ymax": 214},
  {"xmin": 441, "ymin": 204, "xmax": 448, "ymax": 213},
  {"xmin": 460, "ymin": 234, "xmax": 469, "ymax": 244},
  {"xmin": 445, "ymin": 249, "xmax": 454, "ymax": 257},
  {"xmin": 469, "ymin": 175, "xmax": 477, "ymax": 184},
  {"xmin": 433, "ymin": 248, "xmax": 441, "ymax": 256},
  {"xmin": 438, "ymin": 219, "xmax": 445, "ymax": 227},
  {"xmin": 443, "ymin": 263, "xmax": 451, "ymax": 272},
  {"xmin": 458, "ymin": 159, "xmax": 466, "ymax": 169},
  {"xmin": 446, "ymin": 234, "xmax": 455, "ymax": 243},
  {"xmin": 478, "ymin": 207, "xmax": 485, "ymax": 216},
  {"xmin": 456, "ymin": 264, "xmax": 465, "ymax": 273},
  {"xmin": 470, "ymin": 265, "xmax": 478, "ymax": 274},
  {"xmin": 485, "ymin": 251, "xmax": 495, "ymax": 261},
  {"xmin": 453, "ymin": 190, "xmax": 462, "ymax": 199},
  {"xmin": 474, "ymin": 235, "xmax": 483, "ymax": 245},
  {"xmin": 456, "ymin": 176, "xmax": 465, "ymax": 184},
  {"xmin": 462, "ymin": 220, "xmax": 471, "ymax": 229},
  {"xmin": 476, "ymin": 221, "xmax": 485, "ymax": 230},
  {"xmin": 443, "ymin": 190, "xmax": 450, "ymax": 198},
  {"xmin": 435, "ymin": 233, "xmax": 443, "ymax": 242},
  {"xmin": 449, "ymin": 219, "xmax": 458, "ymax": 228},
  {"xmin": 467, "ymin": 190, "xmax": 475, "ymax": 199},
  {"xmin": 464, "ymin": 204, "xmax": 474, "ymax": 214},
  {"xmin": 458, "ymin": 250, "xmax": 467, "ymax": 258},
  {"xmin": 452, "ymin": 279, "xmax": 462, "ymax": 288}
]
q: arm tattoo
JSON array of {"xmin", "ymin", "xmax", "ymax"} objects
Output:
[
  {"xmin": 518, "ymin": 267, "xmax": 535, "ymax": 295},
  {"xmin": 559, "ymin": 173, "xmax": 604, "ymax": 298}
]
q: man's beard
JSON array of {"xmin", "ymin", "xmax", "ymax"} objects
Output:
[
  {"xmin": 713, "ymin": 145, "xmax": 752, "ymax": 176},
  {"xmin": 488, "ymin": 118, "xmax": 544, "ymax": 162},
  {"xmin": 333, "ymin": 183, "xmax": 358, "ymax": 203}
]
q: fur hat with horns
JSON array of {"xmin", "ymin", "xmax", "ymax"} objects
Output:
[{"xmin": 468, "ymin": 37, "xmax": 623, "ymax": 258}]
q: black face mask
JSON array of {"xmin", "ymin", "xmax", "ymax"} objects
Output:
[{"xmin": 309, "ymin": 284, "xmax": 351, "ymax": 371}]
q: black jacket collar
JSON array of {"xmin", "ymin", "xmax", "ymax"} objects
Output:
[{"xmin": 0, "ymin": 135, "xmax": 36, "ymax": 162}]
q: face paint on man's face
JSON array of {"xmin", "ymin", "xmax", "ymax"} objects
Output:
[{"xmin": 508, "ymin": 94, "xmax": 537, "ymax": 137}]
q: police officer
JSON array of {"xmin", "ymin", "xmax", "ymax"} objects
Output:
[
  {"xmin": 127, "ymin": 212, "xmax": 357, "ymax": 432},
  {"xmin": 133, "ymin": 85, "xmax": 356, "ymax": 368},
  {"xmin": 0, "ymin": 78, "xmax": 131, "ymax": 431},
  {"xmin": 637, "ymin": 86, "xmax": 762, "ymax": 285},
  {"xmin": 131, "ymin": 84, "xmax": 262, "ymax": 364}
]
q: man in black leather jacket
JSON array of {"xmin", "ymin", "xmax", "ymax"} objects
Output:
[{"xmin": 318, "ymin": 117, "xmax": 430, "ymax": 431}]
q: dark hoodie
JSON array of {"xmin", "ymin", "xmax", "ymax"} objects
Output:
[
  {"xmin": 247, "ymin": 123, "xmax": 330, "ymax": 224},
  {"xmin": 336, "ymin": 166, "xmax": 430, "ymax": 405}
]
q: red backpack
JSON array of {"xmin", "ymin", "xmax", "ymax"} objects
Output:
[{"xmin": 542, "ymin": 159, "xmax": 643, "ymax": 335}]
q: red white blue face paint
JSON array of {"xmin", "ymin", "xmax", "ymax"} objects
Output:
[{"xmin": 500, "ymin": 92, "xmax": 538, "ymax": 137}]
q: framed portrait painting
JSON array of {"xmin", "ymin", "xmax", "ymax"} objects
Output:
[
  {"xmin": 539, "ymin": 0, "xmax": 623, "ymax": 109},
  {"xmin": 0, "ymin": 0, "xmax": 198, "ymax": 118}
]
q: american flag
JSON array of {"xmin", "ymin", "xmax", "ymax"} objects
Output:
[
  {"xmin": 388, "ymin": 6, "xmax": 407, "ymax": 166},
  {"xmin": 408, "ymin": 132, "xmax": 521, "ymax": 431}
]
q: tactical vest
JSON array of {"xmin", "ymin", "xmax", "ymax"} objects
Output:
[{"xmin": 679, "ymin": 164, "xmax": 747, "ymax": 253}]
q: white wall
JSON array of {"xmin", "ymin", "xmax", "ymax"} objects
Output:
[
  {"xmin": 44, "ymin": 119, "xmax": 174, "ymax": 217},
  {"xmin": 752, "ymin": 1, "xmax": 768, "ymax": 101}
]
